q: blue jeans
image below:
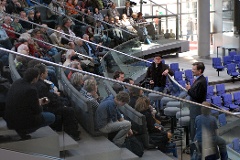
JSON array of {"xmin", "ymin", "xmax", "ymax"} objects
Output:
[
  {"xmin": 153, "ymin": 86, "xmax": 165, "ymax": 111},
  {"xmin": 41, "ymin": 112, "xmax": 56, "ymax": 127}
]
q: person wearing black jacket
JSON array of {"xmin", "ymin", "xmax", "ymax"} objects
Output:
[
  {"xmin": 34, "ymin": 64, "xmax": 80, "ymax": 141},
  {"xmin": 145, "ymin": 54, "xmax": 174, "ymax": 92},
  {"xmin": 4, "ymin": 68, "xmax": 55, "ymax": 139},
  {"xmin": 185, "ymin": 62, "xmax": 207, "ymax": 155},
  {"xmin": 123, "ymin": 1, "xmax": 133, "ymax": 17}
]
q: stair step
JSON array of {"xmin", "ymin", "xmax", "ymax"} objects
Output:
[
  {"xmin": 120, "ymin": 148, "xmax": 139, "ymax": 160},
  {"xmin": 58, "ymin": 132, "xmax": 79, "ymax": 151}
]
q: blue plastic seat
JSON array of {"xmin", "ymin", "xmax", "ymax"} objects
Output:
[
  {"xmin": 216, "ymin": 84, "xmax": 226, "ymax": 97},
  {"xmin": 212, "ymin": 57, "xmax": 224, "ymax": 76},
  {"xmin": 223, "ymin": 56, "xmax": 232, "ymax": 66},
  {"xmin": 233, "ymin": 91, "xmax": 240, "ymax": 105},
  {"xmin": 218, "ymin": 113, "xmax": 227, "ymax": 127},
  {"xmin": 211, "ymin": 96, "xmax": 229, "ymax": 111},
  {"xmin": 229, "ymin": 51, "xmax": 237, "ymax": 61},
  {"xmin": 222, "ymin": 93, "xmax": 239, "ymax": 110},
  {"xmin": 207, "ymin": 85, "xmax": 214, "ymax": 99},
  {"xmin": 233, "ymin": 55, "xmax": 240, "ymax": 64},
  {"xmin": 226, "ymin": 63, "xmax": 240, "ymax": 82},
  {"xmin": 170, "ymin": 63, "xmax": 180, "ymax": 72},
  {"xmin": 184, "ymin": 69, "xmax": 193, "ymax": 83},
  {"xmin": 174, "ymin": 71, "xmax": 183, "ymax": 82}
]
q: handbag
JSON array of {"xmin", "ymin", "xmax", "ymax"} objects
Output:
[{"xmin": 125, "ymin": 136, "xmax": 144, "ymax": 157}]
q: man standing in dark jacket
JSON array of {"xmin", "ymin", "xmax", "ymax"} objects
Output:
[
  {"xmin": 145, "ymin": 54, "xmax": 174, "ymax": 92},
  {"xmin": 4, "ymin": 68, "xmax": 55, "ymax": 139},
  {"xmin": 185, "ymin": 62, "xmax": 207, "ymax": 155}
]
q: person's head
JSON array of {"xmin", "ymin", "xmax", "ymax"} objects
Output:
[
  {"xmin": 192, "ymin": 62, "xmax": 205, "ymax": 76},
  {"xmin": 111, "ymin": 2, "xmax": 116, "ymax": 9},
  {"xmin": 63, "ymin": 18, "xmax": 73, "ymax": 28},
  {"xmin": 201, "ymin": 101, "xmax": 211, "ymax": 115},
  {"xmin": 131, "ymin": 12, "xmax": 137, "ymax": 19},
  {"xmin": 123, "ymin": 78, "xmax": 134, "ymax": 85},
  {"xmin": 83, "ymin": 74, "xmax": 95, "ymax": 83},
  {"xmin": 153, "ymin": 54, "xmax": 162, "ymax": 64},
  {"xmin": 70, "ymin": 72, "xmax": 84, "ymax": 87},
  {"xmin": 114, "ymin": 16, "xmax": 120, "ymax": 22},
  {"xmin": 112, "ymin": 83, "xmax": 124, "ymax": 94},
  {"xmin": 94, "ymin": 7, "xmax": 99, "ymax": 14},
  {"xmin": 65, "ymin": 49, "xmax": 76, "ymax": 60},
  {"xmin": 23, "ymin": 68, "xmax": 40, "ymax": 83},
  {"xmin": 34, "ymin": 63, "xmax": 48, "ymax": 80},
  {"xmin": 40, "ymin": 24, "xmax": 48, "ymax": 33},
  {"xmin": 82, "ymin": 34, "xmax": 89, "ymax": 41},
  {"xmin": 137, "ymin": 12, "xmax": 143, "ymax": 18},
  {"xmin": 115, "ymin": 91, "xmax": 130, "ymax": 106},
  {"xmin": 4, "ymin": 16, "xmax": 11, "ymax": 25},
  {"xmin": 104, "ymin": 15, "xmax": 109, "ymax": 22},
  {"xmin": 32, "ymin": 28, "xmax": 41, "ymax": 38},
  {"xmin": 75, "ymin": 39, "xmax": 83, "ymax": 46},
  {"xmin": 34, "ymin": 10, "xmax": 41, "ymax": 18},
  {"xmin": 125, "ymin": 1, "xmax": 130, "ymax": 7},
  {"xmin": 20, "ymin": 11, "xmax": 27, "ymax": 18},
  {"xmin": 83, "ymin": 79, "xmax": 97, "ymax": 93},
  {"xmin": 170, "ymin": 29, "xmax": 173, "ymax": 33},
  {"xmin": 113, "ymin": 71, "xmax": 124, "ymax": 81},
  {"xmin": 13, "ymin": 15, "xmax": 19, "ymax": 23},
  {"xmin": 135, "ymin": 96, "xmax": 150, "ymax": 112},
  {"xmin": 122, "ymin": 14, "xmax": 127, "ymax": 20},
  {"xmin": 129, "ymin": 87, "xmax": 143, "ymax": 97},
  {"xmin": 166, "ymin": 29, "xmax": 169, "ymax": 33},
  {"xmin": 28, "ymin": 10, "xmax": 34, "ymax": 18}
]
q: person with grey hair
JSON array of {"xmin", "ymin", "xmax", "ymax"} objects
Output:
[
  {"xmin": 70, "ymin": 72, "xmax": 84, "ymax": 91},
  {"xmin": 63, "ymin": 49, "xmax": 76, "ymax": 66},
  {"xmin": 96, "ymin": 91, "xmax": 133, "ymax": 147},
  {"xmin": 2, "ymin": 16, "xmax": 17, "ymax": 44}
]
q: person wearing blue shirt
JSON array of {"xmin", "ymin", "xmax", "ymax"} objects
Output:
[
  {"xmin": 96, "ymin": 91, "xmax": 132, "ymax": 147},
  {"xmin": 194, "ymin": 102, "xmax": 228, "ymax": 160}
]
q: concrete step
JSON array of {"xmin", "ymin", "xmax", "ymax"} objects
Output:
[
  {"xmin": 120, "ymin": 148, "xmax": 139, "ymax": 160},
  {"xmin": 0, "ymin": 126, "xmax": 59, "ymax": 157},
  {"xmin": 58, "ymin": 132, "xmax": 79, "ymax": 151},
  {"xmin": 0, "ymin": 148, "xmax": 61, "ymax": 160}
]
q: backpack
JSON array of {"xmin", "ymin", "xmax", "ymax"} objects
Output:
[{"xmin": 125, "ymin": 136, "xmax": 144, "ymax": 157}]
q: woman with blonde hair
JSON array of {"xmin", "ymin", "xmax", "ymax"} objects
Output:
[{"xmin": 135, "ymin": 96, "xmax": 177, "ymax": 157}]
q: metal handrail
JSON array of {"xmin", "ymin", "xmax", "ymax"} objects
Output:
[
  {"xmin": 3, "ymin": 46, "xmax": 239, "ymax": 117},
  {"xmin": 4, "ymin": 12, "xmax": 151, "ymax": 64}
]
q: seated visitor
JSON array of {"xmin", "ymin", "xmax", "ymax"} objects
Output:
[
  {"xmin": 4, "ymin": 68, "xmax": 55, "ymax": 139},
  {"xmin": 96, "ymin": 91, "xmax": 133, "ymax": 147},
  {"xmin": 34, "ymin": 64, "xmax": 80, "ymax": 140},
  {"xmin": 70, "ymin": 72, "xmax": 84, "ymax": 91},
  {"xmin": 135, "ymin": 96, "xmax": 177, "ymax": 157}
]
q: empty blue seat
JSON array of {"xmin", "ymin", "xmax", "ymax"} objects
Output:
[
  {"xmin": 212, "ymin": 57, "xmax": 224, "ymax": 76},
  {"xmin": 216, "ymin": 84, "xmax": 226, "ymax": 97},
  {"xmin": 229, "ymin": 51, "xmax": 237, "ymax": 61},
  {"xmin": 223, "ymin": 56, "xmax": 232, "ymax": 66},
  {"xmin": 226, "ymin": 63, "xmax": 240, "ymax": 82},
  {"xmin": 174, "ymin": 71, "xmax": 183, "ymax": 82},
  {"xmin": 218, "ymin": 113, "xmax": 227, "ymax": 127},
  {"xmin": 229, "ymin": 138, "xmax": 240, "ymax": 153},
  {"xmin": 184, "ymin": 69, "xmax": 193, "ymax": 83},
  {"xmin": 170, "ymin": 63, "xmax": 180, "ymax": 72},
  {"xmin": 207, "ymin": 85, "xmax": 214, "ymax": 99},
  {"xmin": 222, "ymin": 93, "xmax": 239, "ymax": 110},
  {"xmin": 233, "ymin": 55, "xmax": 240, "ymax": 64},
  {"xmin": 233, "ymin": 91, "xmax": 240, "ymax": 105},
  {"xmin": 211, "ymin": 96, "xmax": 229, "ymax": 111}
]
